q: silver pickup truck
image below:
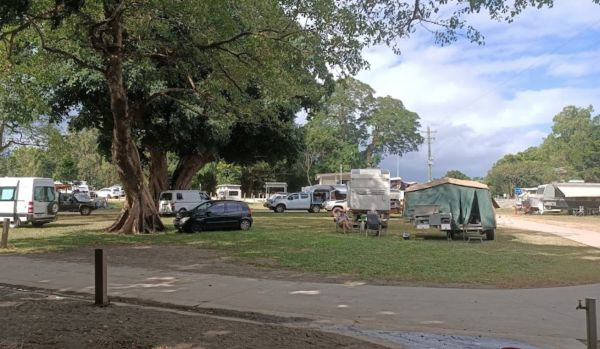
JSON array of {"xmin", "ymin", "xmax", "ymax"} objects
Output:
[{"xmin": 269, "ymin": 192, "xmax": 322, "ymax": 213}]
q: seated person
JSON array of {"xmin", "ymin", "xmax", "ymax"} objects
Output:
[{"xmin": 336, "ymin": 210, "xmax": 353, "ymax": 233}]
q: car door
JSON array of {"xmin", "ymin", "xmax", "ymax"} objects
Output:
[
  {"xmin": 223, "ymin": 201, "xmax": 242, "ymax": 229},
  {"xmin": 299, "ymin": 193, "xmax": 310, "ymax": 209},
  {"xmin": 286, "ymin": 194, "xmax": 300, "ymax": 209},
  {"xmin": 204, "ymin": 202, "xmax": 226, "ymax": 230}
]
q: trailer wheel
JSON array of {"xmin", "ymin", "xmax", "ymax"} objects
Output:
[{"xmin": 485, "ymin": 229, "xmax": 495, "ymax": 241}]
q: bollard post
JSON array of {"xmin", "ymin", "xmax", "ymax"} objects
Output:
[
  {"xmin": 95, "ymin": 249, "xmax": 108, "ymax": 306},
  {"xmin": 1, "ymin": 218, "xmax": 9, "ymax": 249},
  {"xmin": 577, "ymin": 298, "xmax": 598, "ymax": 349}
]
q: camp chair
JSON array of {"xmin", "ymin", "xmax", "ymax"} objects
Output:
[{"xmin": 365, "ymin": 212, "xmax": 386, "ymax": 237}]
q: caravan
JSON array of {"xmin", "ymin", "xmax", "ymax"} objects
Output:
[{"xmin": 0, "ymin": 177, "xmax": 58, "ymax": 227}]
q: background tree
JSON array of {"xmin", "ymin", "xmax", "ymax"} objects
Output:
[
  {"xmin": 5, "ymin": 0, "xmax": 594, "ymax": 233},
  {"xmin": 485, "ymin": 105, "xmax": 600, "ymax": 195},
  {"xmin": 303, "ymin": 77, "xmax": 423, "ymax": 179},
  {"xmin": 444, "ymin": 170, "xmax": 471, "ymax": 180}
]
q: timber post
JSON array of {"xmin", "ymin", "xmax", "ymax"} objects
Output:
[
  {"xmin": 0, "ymin": 218, "xmax": 8, "ymax": 248},
  {"xmin": 95, "ymin": 249, "xmax": 109, "ymax": 306}
]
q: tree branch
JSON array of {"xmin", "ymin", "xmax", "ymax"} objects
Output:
[{"xmin": 30, "ymin": 21, "xmax": 105, "ymax": 73}]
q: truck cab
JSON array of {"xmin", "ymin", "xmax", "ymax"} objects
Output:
[{"xmin": 270, "ymin": 192, "xmax": 322, "ymax": 213}]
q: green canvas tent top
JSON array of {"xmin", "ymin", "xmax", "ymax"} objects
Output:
[{"xmin": 403, "ymin": 178, "xmax": 497, "ymax": 230}]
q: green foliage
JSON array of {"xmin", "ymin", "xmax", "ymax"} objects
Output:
[
  {"xmin": 486, "ymin": 106, "xmax": 600, "ymax": 195},
  {"xmin": 216, "ymin": 161, "xmax": 242, "ymax": 186},
  {"xmin": 0, "ymin": 128, "xmax": 119, "ymax": 187},
  {"xmin": 303, "ymin": 77, "xmax": 423, "ymax": 181},
  {"xmin": 444, "ymin": 170, "xmax": 471, "ymax": 180}
]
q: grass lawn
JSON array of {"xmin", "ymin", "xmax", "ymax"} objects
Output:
[{"xmin": 3, "ymin": 208, "xmax": 600, "ymax": 288}]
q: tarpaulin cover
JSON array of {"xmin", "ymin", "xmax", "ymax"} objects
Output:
[{"xmin": 403, "ymin": 182, "xmax": 496, "ymax": 230}]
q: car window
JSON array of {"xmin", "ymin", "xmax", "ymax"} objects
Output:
[
  {"xmin": 300, "ymin": 193, "xmax": 308, "ymax": 199},
  {"xmin": 194, "ymin": 201, "xmax": 213, "ymax": 211},
  {"xmin": 34, "ymin": 186, "xmax": 56, "ymax": 202},
  {"xmin": 159, "ymin": 193, "xmax": 172, "ymax": 201},
  {"xmin": 0, "ymin": 187, "xmax": 16, "ymax": 201},
  {"xmin": 225, "ymin": 202, "xmax": 241, "ymax": 213},
  {"xmin": 210, "ymin": 202, "xmax": 225, "ymax": 214},
  {"xmin": 176, "ymin": 193, "xmax": 183, "ymax": 200},
  {"xmin": 45, "ymin": 187, "xmax": 56, "ymax": 201}
]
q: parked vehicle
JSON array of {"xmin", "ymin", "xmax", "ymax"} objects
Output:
[
  {"xmin": 347, "ymin": 169, "xmax": 391, "ymax": 215},
  {"xmin": 324, "ymin": 199, "xmax": 348, "ymax": 216},
  {"xmin": 159, "ymin": 190, "xmax": 210, "ymax": 216},
  {"xmin": 0, "ymin": 177, "xmax": 58, "ymax": 228},
  {"xmin": 58, "ymin": 192, "xmax": 96, "ymax": 215},
  {"xmin": 263, "ymin": 192, "xmax": 288, "ymax": 208},
  {"xmin": 174, "ymin": 200, "xmax": 253, "ymax": 233},
  {"xmin": 269, "ymin": 192, "xmax": 323, "ymax": 213},
  {"xmin": 216, "ymin": 184, "xmax": 242, "ymax": 200},
  {"xmin": 96, "ymin": 187, "xmax": 122, "ymax": 199}
]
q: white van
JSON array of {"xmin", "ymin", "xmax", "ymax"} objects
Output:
[
  {"xmin": 158, "ymin": 190, "xmax": 210, "ymax": 216},
  {"xmin": 0, "ymin": 177, "xmax": 58, "ymax": 227}
]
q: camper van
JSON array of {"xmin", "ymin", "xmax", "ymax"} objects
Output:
[
  {"xmin": 216, "ymin": 184, "xmax": 242, "ymax": 201},
  {"xmin": 159, "ymin": 190, "xmax": 210, "ymax": 216},
  {"xmin": 0, "ymin": 177, "xmax": 58, "ymax": 227}
]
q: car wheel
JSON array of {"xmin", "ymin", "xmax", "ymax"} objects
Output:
[
  {"xmin": 332, "ymin": 207, "xmax": 342, "ymax": 217},
  {"xmin": 275, "ymin": 204, "xmax": 285, "ymax": 213},
  {"xmin": 185, "ymin": 221, "xmax": 202, "ymax": 233},
  {"xmin": 178, "ymin": 208, "xmax": 187, "ymax": 215},
  {"xmin": 80, "ymin": 206, "xmax": 92, "ymax": 216},
  {"xmin": 311, "ymin": 205, "xmax": 321, "ymax": 213},
  {"xmin": 240, "ymin": 219, "xmax": 252, "ymax": 231},
  {"xmin": 485, "ymin": 229, "xmax": 495, "ymax": 241}
]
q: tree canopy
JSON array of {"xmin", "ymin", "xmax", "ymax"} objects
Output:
[
  {"xmin": 302, "ymin": 77, "xmax": 423, "ymax": 183},
  {"xmin": 4, "ymin": 0, "xmax": 598, "ymax": 232},
  {"xmin": 486, "ymin": 106, "xmax": 600, "ymax": 195}
]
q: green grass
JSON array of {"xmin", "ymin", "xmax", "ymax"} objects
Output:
[{"xmin": 3, "ymin": 209, "xmax": 600, "ymax": 288}]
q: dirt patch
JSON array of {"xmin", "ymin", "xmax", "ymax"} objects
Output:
[
  {"xmin": 22, "ymin": 245, "xmax": 491, "ymax": 289},
  {"xmin": 0, "ymin": 286, "xmax": 387, "ymax": 349},
  {"xmin": 509, "ymin": 232, "xmax": 583, "ymax": 247},
  {"xmin": 27, "ymin": 245, "xmax": 357, "ymax": 284}
]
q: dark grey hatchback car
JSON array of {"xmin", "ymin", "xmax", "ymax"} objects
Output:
[{"xmin": 174, "ymin": 200, "xmax": 253, "ymax": 233}]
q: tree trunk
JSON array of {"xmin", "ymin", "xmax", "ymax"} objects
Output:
[
  {"xmin": 171, "ymin": 153, "xmax": 212, "ymax": 190},
  {"xmin": 149, "ymin": 149, "xmax": 169, "ymax": 206},
  {"xmin": 103, "ymin": 3, "xmax": 164, "ymax": 233}
]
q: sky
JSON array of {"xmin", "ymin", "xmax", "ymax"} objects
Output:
[{"xmin": 356, "ymin": 0, "xmax": 600, "ymax": 182}]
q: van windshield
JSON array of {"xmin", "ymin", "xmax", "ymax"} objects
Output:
[{"xmin": 159, "ymin": 193, "xmax": 172, "ymax": 201}]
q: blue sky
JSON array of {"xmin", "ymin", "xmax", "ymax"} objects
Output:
[{"xmin": 356, "ymin": 0, "xmax": 600, "ymax": 182}]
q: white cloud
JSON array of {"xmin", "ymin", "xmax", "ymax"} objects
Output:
[{"xmin": 358, "ymin": 1, "xmax": 600, "ymax": 181}]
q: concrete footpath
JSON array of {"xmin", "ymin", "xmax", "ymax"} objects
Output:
[{"xmin": 1, "ymin": 255, "xmax": 598, "ymax": 349}]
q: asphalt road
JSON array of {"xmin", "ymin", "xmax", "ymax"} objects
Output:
[{"xmin": 1, "ymin": 255, "xmax": 596, "ymax": 349}]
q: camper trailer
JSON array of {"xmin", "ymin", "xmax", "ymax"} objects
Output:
[
  {"xmin": 403, "ymin": 178, "xmax": 496, "ymax": 240},
  {"xmin": 347, "ymin": 169, "xmax": 391, "ymax": 214},
  {"xmin": 0, "ymin": 177, "xmax": 58, "ymax": 227}
]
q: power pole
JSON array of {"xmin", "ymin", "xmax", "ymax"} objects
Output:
[{"xmin": 423, "ymin": 126, "xmax": 436, "ymax": 182}]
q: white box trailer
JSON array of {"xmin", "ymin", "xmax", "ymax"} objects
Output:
[
  {"xmin": 0, "ymin": 177, "xmax": 58, "ymax": 227},
  {"xmin": 348, "ymin": 169, "xmax": 391, "ymax": 214}
]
